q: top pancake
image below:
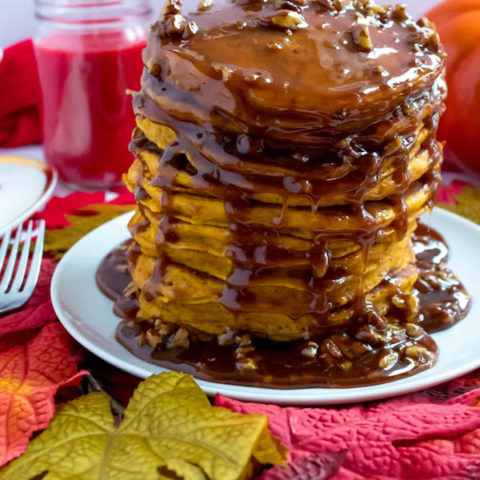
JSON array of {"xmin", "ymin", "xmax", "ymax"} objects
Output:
[{"xmin": 144, "ymin": 0, "xmax": 446, "ymax": 135}]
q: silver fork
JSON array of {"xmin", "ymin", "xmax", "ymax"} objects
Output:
[{"xmin": 0, "ymin": 220, "xmax": 45, "ymax": 314}]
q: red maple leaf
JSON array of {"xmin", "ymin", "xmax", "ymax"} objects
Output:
[
  {"xmin": 0, "ymin": 322, "xmax": 87, "ymax": 466},
  {"xmin": 34, "ymin": 188, "xmax": 134, "ymax": 229},
  {"xmin": 217, "ymin": 387, "xmax": 480, "ymax": 480},
  {"xmin": 34, "ymin": 192, "xmax": 106, "ymax": 229},
  {"xmin": 108, "ymin": 186, "xmax": 135, "ymax": 205},
  {"xmin": 0, "ymin": 259, "xmax": 57, "ymax": 338},
  {"xmin": 0, "ymin": 331, "xmax": 37, "ymax": 354}
]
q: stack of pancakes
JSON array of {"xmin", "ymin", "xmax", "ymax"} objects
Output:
[{"xmin": 123, "ymin": 0, "xmax": 446, "ymax": 361}]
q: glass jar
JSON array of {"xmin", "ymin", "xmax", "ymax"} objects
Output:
[{"xmin": 34, "ymin": 0, "xmax": 151, "ymax": 188}]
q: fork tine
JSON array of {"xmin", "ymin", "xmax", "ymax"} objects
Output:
[
  {"xmin": 0, "ymin": 228, "xmax": 12, "ymax": 273},
  {"xmin": 22, "ymin": 220, "xmax": 45, "ymax": 294},
  {"xmin": 10, "ymin": 221, "xmax": 33, "ymax": 292},
  {"xmin": 0, "ymin": 224, "xmax": 23, "ymax": 293}
]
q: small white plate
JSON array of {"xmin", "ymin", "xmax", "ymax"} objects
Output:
[
  {"xmin": 0, "ymin": 157, "xmax": 57, "ymax": 236},
  {"xmin": 51, "ymin": 208, "xmax": 480, "ymax": 405}
]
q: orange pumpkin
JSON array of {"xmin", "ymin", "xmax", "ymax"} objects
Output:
[{"xmin": 427, "ymin": 0, "xmax": 480, "ymax": 174}]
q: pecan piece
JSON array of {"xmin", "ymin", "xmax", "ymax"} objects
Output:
[
  {"xmin": 314, "ymin": 0, "xmax": 347, "ymax": 10},
  {"xmin": 301, "ymin": 341, "xmax": 319, "ymax": 359},
  {"xmin": 269, "ymin": 10, "xmax": 308, "ymax": 30},
  {"xmin": 352, "ymin": 14, "xmax": 373, "ymax": 52},
  {"xmin": 405, "ymin": 323, "xmax": 424, "ymax": 339},
  {"xmin": 167, "ymin": 327, "xmax": 190, "ymax": 349},
  {"xmin": 404, "ymin": 345, "xmax": 432, "ymax": 362},
  {"xmin": 146, "ymin": 330, "xmax": 163, "ymax": 349},
  {"xmin": 198, "ymin": 0, "xmax": 213, "ymax": 11},
  {"xmin": 162, "ymin": 0, "xmax": 182, "ymax": 18},
  {"xmin": 378, "ymin": 351, "xmax": 398, "ymax": 370},
  {"xmin": 392, "ymin": 4, "xmax": 408, "ymax": 22},
  {"xmin": 167, "ymin": 14, "xmax": 186, "ymax": 34}
]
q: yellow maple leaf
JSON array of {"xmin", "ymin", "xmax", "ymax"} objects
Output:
[
  {"xmin": 44, "ymin": 204, "xmax": 134, "ymax": 259},
  {"xmin": 439, "ymin": 185, "xmax": 480, "ymax": 225},
  {"xmin": 0, "ymin": 372, "xmax": 286, "ymax": 480}
]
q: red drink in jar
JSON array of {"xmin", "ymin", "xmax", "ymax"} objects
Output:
[{"xmin": 34, "ymin": 1, "xmax": 151, "ymax": 188}]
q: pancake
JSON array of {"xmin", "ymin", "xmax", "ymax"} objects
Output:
[
  {"xmin": 130, "ymin": 122, "xmax": 437, "ymax": 207},
  {"xmin": 97, "ymin": 0, "xmax": 472, "ymax": 386}
]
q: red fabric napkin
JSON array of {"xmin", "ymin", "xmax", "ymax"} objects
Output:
[{"xmin": 0, "ymin": 39, "xmax": 41, "ymax": 147}]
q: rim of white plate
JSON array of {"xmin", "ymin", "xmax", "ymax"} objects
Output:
[{"xmin": 0, "ymin": 157, "xmax": 57, "ymax": 236}]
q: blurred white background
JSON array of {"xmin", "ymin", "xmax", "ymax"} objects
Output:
[{"xmin": 0, "ymin": 0, "xmax": 443, "ymax": 47}]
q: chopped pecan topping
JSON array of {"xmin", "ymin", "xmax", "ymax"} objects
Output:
[
  {"xmin": 391, "ymin": 4, "xmax": 408, "ymax": 22},
  {"xmin": 167, "ymin": 327, "xmax": 190, "ymax": 349},
  {"xmin": 214, "ymin": 64, "xmax": 233, "ymax": 81},
  {"xmin": 378, "ymin": 351, "xmax": 398, "ymax": 370},
  {"xmin": 351, "ymin": 14, "xmax": 373, "ymax": 52},
  {"xmin": 164, "ymin": 13, "xmax": 186, "ymax": 34},
  {"xmin": 409, "ymin": 16, "xmax": 444, "ymax": 55},
  {"xmin": 275, "ymin": 0, "xmax": 303, "ymax": 12},
  {"xmin": 366, "ymin": 3, "xmax": 385, "ymax": 15},
  {"xmin": 157, "ymin": 321, "xmax": 174, "ymax": 336},
  {"xmin": 162, "ymin": 0, "xmax": 182, "ymax": 19},
  {"xmin": 198, "ymin": 0, "xmax": 213, "ymax": 11},
  {"xmin": 405, "ymin": 323, "xmax": 424, "ymax": 339},
  {"xmin": 185, "ymin": 21, "xmax": 199, "ymax": 36},
  {"xmin": 301, "ymin": 341, "xmax": 319, "ymax": 359},
  {"xmin": 237, "ymin": 358, "xmax": 258, "ymax": 371},
  {"xmin": 355, "ymin": 325, "xmax": 387, "ymax": 346},
  {"xmin": 158, "ymin": 0, "xmax": 197, "ymax": 38},
  {"xmin": 146, "ymin": 330, "xmax": 163, "ymax": 349},
  {"xmin": 269, "ymin": 10, "xmax": 309, "ymax": 30},
  {"xmin": 314, "ymin": 0, "xmax": 347, "ymax": 11},
  {"xmin": 324, "ymin": 338, "xmax": 343, "ymax": 359},
  {"xmin": 235, "ymin": 333, "xmax": 252, "ymax": 347},
  {"xmin": 217, "ymin": 329, "xmax": 235, "ymax": 346},
  {"xmin": 417, "ymin": 16, "xmax": 434, "ymax": 29},
  {"xmin": 404, "ymin": 345, "xmax": 430, "ymax": 361},
  {"xmin": 391, "ymin": 294, "xmax": 407, "ymax": 309}
]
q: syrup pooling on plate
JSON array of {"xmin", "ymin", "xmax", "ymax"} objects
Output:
[
  {"xmin": 97, "ymin": 0, "xmax": 470, "ymax": 387},
  {"xmin": 96, "ymin": 224, "xmax": 470, "ymax": 388}
]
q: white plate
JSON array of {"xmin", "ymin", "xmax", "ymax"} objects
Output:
[
  {"xmin": 0, "ymin": 157, "xmax": 57, "ymax": 235},
  {"xmin": 51, "ymin": 208, "xmax": 480, "ymax": 405}
]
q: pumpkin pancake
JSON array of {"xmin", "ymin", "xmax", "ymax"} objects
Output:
[{"xmin": 95, "ymin": 0, "xmax": 470, "ymax": 387}]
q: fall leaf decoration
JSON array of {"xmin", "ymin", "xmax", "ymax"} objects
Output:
[
  {"xmin": 35, "ymin": 189, "xmax": 134, "ymax": 229},
  {"xmin": 439, "ymin": 185, "xmax": 480, "ymax": 225},
  {"xmin": 216, "ymin": 391, "xmax": 480, "ymax": 480},
  {"xmin": 0, "ymin": 323, "xmax": 86, "ymax": 467},
  {"xmin": 0, "ymin": 372, "xmax": 286, "ymax": 480},
  {"xmin": 0, "ymin": 259, "xmax": 57, "ymax": 339},
  {"xmin": 44, "ymin": 203, "xmax": 134, "ymax": 259}
]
